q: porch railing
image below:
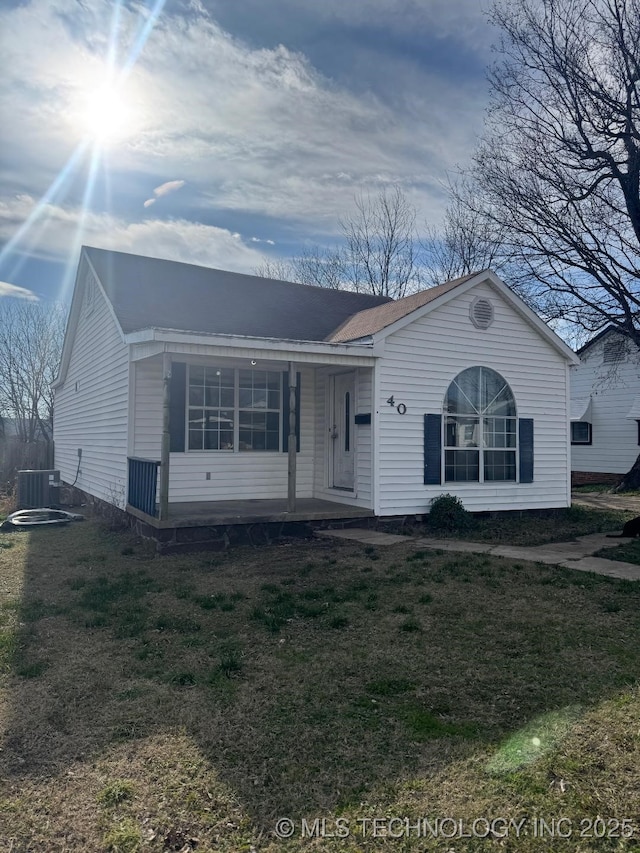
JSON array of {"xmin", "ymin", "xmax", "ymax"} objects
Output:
[{"xmin": 127, "ymin": 457, "xmax": 160, "ymax": 517}]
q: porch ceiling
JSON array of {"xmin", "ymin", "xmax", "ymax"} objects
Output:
[{"xmin": 127, "ymin": 498, "xmax": 374, "ymax": 529}]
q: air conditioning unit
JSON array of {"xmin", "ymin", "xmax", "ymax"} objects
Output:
[{"xmin": 17, "ymin": 470, "xmax": 61, "ymax": 509}]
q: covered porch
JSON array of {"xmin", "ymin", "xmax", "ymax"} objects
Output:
[
  {"xmin": 126, "ymin": 497, "xmax": 374, "ymax": 529},
  {"xmin": 125, "ymin": 332, "xmax": 379, "ymax": 528}
]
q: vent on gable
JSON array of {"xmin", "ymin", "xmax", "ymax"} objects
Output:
[
  {"xmin": 470, "ymin": 297, "xmax": 494, "ymax": 330},
  {"xmin": 603, "ymin": 337, "xmax": 626, "ymax": 364}
]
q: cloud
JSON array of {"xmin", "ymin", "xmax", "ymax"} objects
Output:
[
  {"xmin": 0, "ymin": 281, "xmax": 39, "ymax": 301},
  {"xmin": 0, "ymin": 0, "xmax": 486, "ymax": 228},
  {"xmin": 250, "ymin": 237, "xmax": 275, "ymax": 245},
  {"xmin": 143, "ymin": 179, "xmax": 185, "ymax": 208},
  {"xmin": 0, "ymin": 194, "xmax": 269, "ymax": 276}
]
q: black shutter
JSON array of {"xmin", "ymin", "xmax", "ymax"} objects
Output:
[
  {"xmin": 519, "ymin": 418, "xmax": 534, "ymax": 483},
  {"xmin": 169, "ymin": 362, "xmax": 187, "ymax": 452},
  {"xmin": 282, "ymin": 371, "xmax": 301, "ymax": 452},
  {"xmin": 424, "ymin": 413, "xmax": 442, "ymax": 485}
]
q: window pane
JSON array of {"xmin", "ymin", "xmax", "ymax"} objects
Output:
[
  {"xmin": 445, "ymin": 368, "xmax": 481, "ymax": 414},
  {"xmin": 189, "ymin": 386, "xmax": 204, "ymax": 406},
  {"xmin": 445, "ymin": 449, "xmax": 479, "ymax": 482},
  {"xmin": 190, "ymin": 366, "xmax": 204, "ymax": 385},
  {"xmin": 483, "ymin": 417, "xmax": 516, "ymax": 448},
  {"xmin": 238, "ymin": 370, "xmax": 281, "ymax": 411},
  {"xmin": 268, "ymin": 390, "xmax": 280, "ymax": 409},
  {"xmin": 220, "ymin": 387, "xmax": 234, "ymax": 407},
  {"xmin": 571, "ymin": 422, "xmax": 591, "ymax": 443},
  {"xmin": 486, "ymin": 385, "xmax": 516, "ymax": 416},
  {"xmin": 205, "ymin": 386, "xmax": 221, "ymax": 407},
  {"xmin": 445, "ymin": 417, "xmax": 479, "ymax": 447},
  {"xmin": 484, "ymin": 450, "xmax": 516, "ymax": 481},
  {"xmin": 188, "ymin": 429, "xmax": 204, "ymax": 450},
  {"xmin": 239, "ymin": 411, "xmax": 279, "ymax": 451}
]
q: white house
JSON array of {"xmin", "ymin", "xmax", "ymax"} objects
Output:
[
  {"xmin": 53, "ymin": 247, "xmax": 578, "ymax": 541},
  {"xmin": 570, "ymin": 326, "xmax": 640, "ymax": 484}
]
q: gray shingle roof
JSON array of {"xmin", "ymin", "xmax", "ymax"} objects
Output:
[{"xmin": 85, "ymin": 247, "xmax": 392, "ymax": 341}]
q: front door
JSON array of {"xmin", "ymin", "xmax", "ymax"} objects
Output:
[{"xmin": 331, "ymin": 372, "xmax": 355, "ymax": 490}]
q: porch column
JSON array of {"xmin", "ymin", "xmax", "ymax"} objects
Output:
[
  {"xmin": 159, "ymin": 352, "xmax": 172, "ymax": 521},
  {"xmin": 287, "ymin": 361, "xmax": 297, "ymax": 512}
]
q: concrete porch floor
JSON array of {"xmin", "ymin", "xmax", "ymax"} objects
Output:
[{"xmin": 127, "ymin": 498, "xmax": 374, "ymax": 529}]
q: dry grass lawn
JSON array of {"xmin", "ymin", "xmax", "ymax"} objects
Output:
[{"xmin": 1, "ymin": 519, "xmax": 640, "ymax": 851}]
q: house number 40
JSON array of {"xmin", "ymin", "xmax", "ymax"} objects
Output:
[{"xmin": 386, "ymin": 396, "xmax": 407, "ymax": 415}]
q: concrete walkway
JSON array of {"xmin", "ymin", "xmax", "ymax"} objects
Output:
[
  {"xmin": 315, "ymin": 527, "xmax": 640, "ymax": 581},
  {"xmin": 415, "ymin": 532, "xmax": 640, "ymax": 580}
]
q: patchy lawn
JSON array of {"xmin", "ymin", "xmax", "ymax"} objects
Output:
[
  {"xmin": 595, "ymin": 539, "xmax": 640, "ymax": 566},
  {"xmin": 1, "ymin": 521, "xmax": 640, "ymax": 852},
  {"xmin": 417, "ymin": 504, "xmax": 631, "ymax": 546}
]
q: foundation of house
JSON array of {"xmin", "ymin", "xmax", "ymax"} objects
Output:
[{"xmin": 571, "ymin": 471, "xmax": 622, "ymax": 486}]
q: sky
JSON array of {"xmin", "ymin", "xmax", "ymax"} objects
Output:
[{"xmin": 0, "ymin": 0, "xmax": 495, "ymax": 304}]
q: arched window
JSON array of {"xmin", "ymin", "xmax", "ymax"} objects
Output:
[{"xmin": 444, "ymin": 366, "xmax": 516, "ymax": 482}]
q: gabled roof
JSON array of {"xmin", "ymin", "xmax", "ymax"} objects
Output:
[
  {"xmin": 327, "ymin": 272, "xmax": 479, "ymax": 342},
  {"xmin": 84, "ymin": 246, "xmax": 391, "ymax": 342},
  {"xmin": 575, "ymin": 324, "xmax": 638, "ymax": 356}
]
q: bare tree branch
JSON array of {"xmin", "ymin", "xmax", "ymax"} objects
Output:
[
  {"xmin": 464, "ymin": 0, "xmax": 640, "ymax": 344},
  {"xmin": 0, "ymin": 300, "xmax": 65, "ymax": 443},
  {"xmin": 255, "ymin": 186, "xmax": 422, "ymax": 299}
]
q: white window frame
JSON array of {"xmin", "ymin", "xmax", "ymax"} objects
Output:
[
  {"xmin": 186, "ymin": 365, "xmax": 283, "ymax": 453},
  {"xmin": 443, "ymin": 366, "xmax": 518, "ymax": 484},
  {"xmin": 570, "ymin": 421, "xmax": 592, "ymax": 445}
]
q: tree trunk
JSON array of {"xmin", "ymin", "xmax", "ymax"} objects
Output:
[{"xmin": 614, "ymin": 454, "xmax": 640, "ymax": 492}]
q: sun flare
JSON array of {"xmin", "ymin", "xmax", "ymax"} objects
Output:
[{"xmin": 76, "ymin": 82, "xmax": 133, "ymax": 145}]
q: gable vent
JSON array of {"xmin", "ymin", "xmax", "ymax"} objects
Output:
[
  {"xmin": 470, "ymin": 297, "xmax": 494, "ymax": 329},
  {"xmin": 603, "ymin": 337, "xmax": 626, "ymax": 364}
]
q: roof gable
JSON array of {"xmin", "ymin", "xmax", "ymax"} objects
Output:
[
  {"xmin": 84, "ymin": 246, "xmax": 391, "ymax": 342},
  {"xmin": 327, "ymin": 273, "xmax": 478, "ymax": 342},
  {"xmin": 331, "ymin": 270, "xmax": 578, "ymax": 364}
]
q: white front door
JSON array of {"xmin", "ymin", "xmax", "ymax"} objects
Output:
[{"xmin": 331, "ymin": 372, "xmax": 355, "ymax": 490}]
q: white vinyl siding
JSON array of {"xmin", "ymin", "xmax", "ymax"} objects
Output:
[
  {"xmin": 132, "ymin": 358, "xmax": 316, "ymax": 502},
  {"xmin": 53, "ymin": 273, "xmax": 129, "ymax": 506},
  {"xmin": 571, "ymin": 333, "xmax": 640, "ymax": 474},
  {"xmin": 376, "ymin": 281, "xmax": 571, "ymax": 514}
]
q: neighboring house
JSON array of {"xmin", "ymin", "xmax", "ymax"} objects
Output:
[
  {"xmin": 53, "ymin": 247, "xmax": 578, "ymax": 539},
  {"xmin": 570, "ymin": 326, "xmax": 640, "ymax": 484}
]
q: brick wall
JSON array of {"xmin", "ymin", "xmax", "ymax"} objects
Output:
[{"xmin": 571, "ymin": 471, "xmax": 622, "ymax": 487}]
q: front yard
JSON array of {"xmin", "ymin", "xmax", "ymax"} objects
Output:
[{"xmin": 1, "ymin": 518, "xmax": 640, "ymax": 851}]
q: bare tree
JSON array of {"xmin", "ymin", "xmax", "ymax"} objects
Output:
[
  {"xmin": 255, "ymin": 248, "xmax": 346, "ymax": 290},
  {"xmin": 340, "ymin": 186, "xmax": 421, "ymax": 298},
  {"xmin": 0, "ymin": 300, "xmax": 65, "ymax": 443},
  {"xmin": 422, "ymin": 179, "xmax": 508, "ymax": 287},
  {"xmin": 467, "ymin": 0, "xmax": 640, "ymax": 344},
  {"xmin": 255, "ymin": 186, "xmax": 422, "ymax": 299}
]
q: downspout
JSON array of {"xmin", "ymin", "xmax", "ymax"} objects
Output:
[
  {"xmin": 287, "ymin": 362, "xmax": 297, "ymax": 512},
  {"xmin": 159, "ymin": 350, "xmax": 171, "ymax": 521}
]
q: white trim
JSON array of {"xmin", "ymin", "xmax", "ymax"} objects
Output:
[
  {"xmin": 125, "ymin": 326, "xmax": 373, "ymax": 355},
  {"xmin": 570, "ymin": 397, "xmax": 593, "ymax": 422},
  {"xmin": 372, "ymin": 358, "xmax": 381, "ymax": 516}
]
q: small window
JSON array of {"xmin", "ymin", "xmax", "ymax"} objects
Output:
[
  {"xmin": 571, "ymin": 422, "xmax": 592, "ymax": 444},
  {"xmin": 603, "ymin": 337, "xmax": 626, "ymax": 363}
]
